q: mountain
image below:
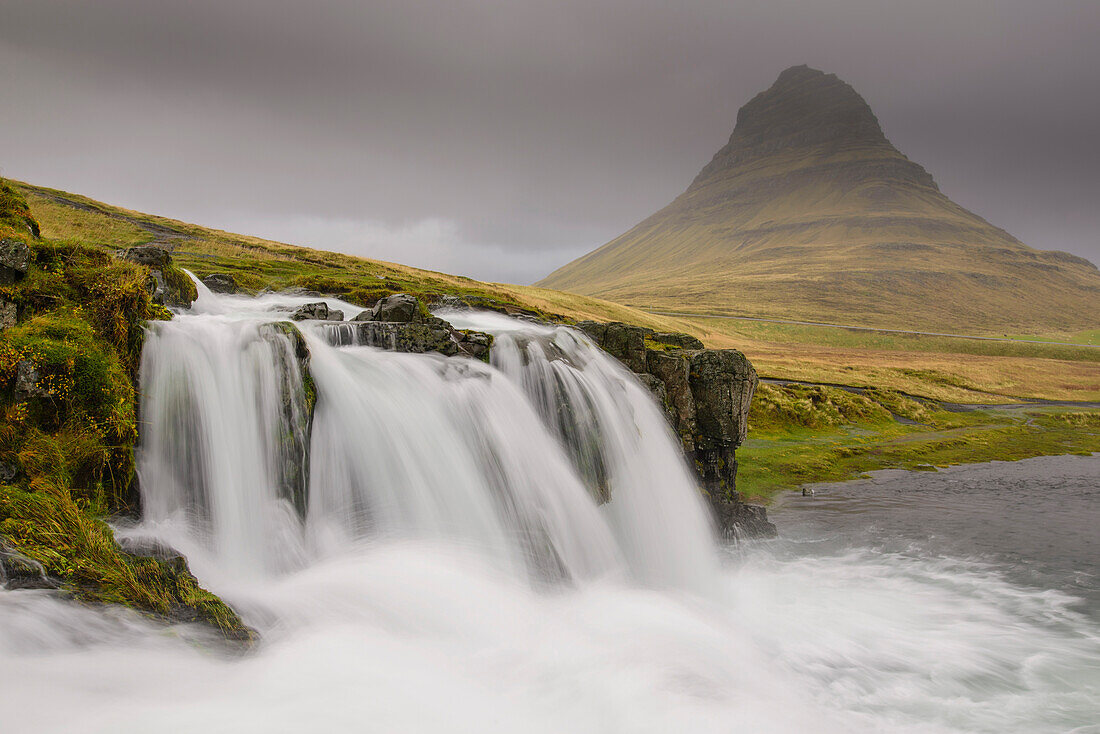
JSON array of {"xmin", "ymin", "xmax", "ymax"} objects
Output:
[{"xmin": 538, "ymin": 65, "xmax": 1100, "ymax": 334}]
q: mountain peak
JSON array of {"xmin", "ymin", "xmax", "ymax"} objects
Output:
[{"xmin": 693, "ymin": 65, "xmax": 892, "ymax": 187}]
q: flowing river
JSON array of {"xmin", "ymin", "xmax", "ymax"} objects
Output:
[{"xmin": 1, "ymin": 285, "xmax": 1097, "ymax": 733}]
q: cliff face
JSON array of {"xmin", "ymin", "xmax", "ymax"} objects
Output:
[
  {"xmin": 574, "ymin": 321, "xmax": 776, "ymax": 538},
  {"xmin": 539, "ymin": 65, "xmax": 1100, "ymax": 334}
]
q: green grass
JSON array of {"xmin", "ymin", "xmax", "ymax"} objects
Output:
[{"xmin": 737, "ymin": 383, "xmax": 1100, "ymax": 502}]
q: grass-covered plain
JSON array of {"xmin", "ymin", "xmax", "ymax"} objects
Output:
[{"xmin": 739, "ymin": 383, "xmax": 1100, "ymax": 502}]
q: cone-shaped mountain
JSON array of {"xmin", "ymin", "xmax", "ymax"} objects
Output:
[{"xmin": 538, "ymin": 65, "xmax": 1099, "ymax": 333}]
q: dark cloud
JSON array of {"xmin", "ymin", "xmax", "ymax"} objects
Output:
[{"xmin": 1, "ymin": 0, "xmax": 1097, "ymax": 282}]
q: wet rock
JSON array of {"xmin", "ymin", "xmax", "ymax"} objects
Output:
[
  {"xmin": 456, "ymin": 330, "xmax": 493, "ymax": 362},
  {"xmin": 0, "ymin": 238, "xmax": 31, "ymax": 285},
  {"xmin": 291, "ymin": 302, "xmax": 330, "ymax": 321},
  {"xmin": 116, "ymin": 536, "xmax": 188, "ymax": 574},
  {"xmin": 646, "ymin": 350, "xmax": 697, "ymax": 452},
  {"xmin": 371, "ymin": 293, "xmax": 423, "ymax": 323},
  {"xmin": 201, "ymin": 273, "xmax": 237, "ymax": 294},
  {"xmin": 710, "ymin": 499, "xmax": 778, "ymax": 539},
  {"xmin": 326, "ymin": 309, "xmax": 344, "ymax": 322},
  {"xmin": 356, "ymin": 321, "xmax": 458, "ymax": 355},
  {"xmin": 635, "ymin": 373, "xmax": 670, "ymax": 419}
]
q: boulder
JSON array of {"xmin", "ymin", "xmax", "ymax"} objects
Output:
[
  {"xmin": 13, "ymin": 360, "xmax": 45, "ymax": 401},
  {"xmin": 116, "ymin": 536, "xmax": 188, "ymax": 574},
  {"xmin": 0, "ymin": 238, "xmax": 31, "ymax": 285},
  {"xmin": 356, "ymin": 321, "xmax": 458, "ymax": 355},
  {"xmin": 291, "ymin": 302, "xmax": 330, "ymax": 321},
  {"xmin": 0, "ymin": 300, "xmax": 17, "ymax": 330},
  {"xmin": 689, "ymin": 350, "xmax": 757, "ymax": 447},
  {"xmin": 201, "ymin": 273, "xmax": 237, "ymax": 293},
  {"xmin": 121, "ymin": 245, "xmax": 170, "ymax": 269},
  {"xmin": 371, "ymin": 293, "xmax": 423, "ymax": 323},
  {"xmin": 326, "ymin": 309, "xmax": 344, "ymax": 322}
]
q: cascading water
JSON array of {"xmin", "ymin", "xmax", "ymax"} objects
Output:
[{"xmin": 2, "ymin": 282, "xmax": 1098, "ymax": 734}]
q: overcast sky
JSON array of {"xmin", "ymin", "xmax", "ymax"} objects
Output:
[{"xmin": 1, "ymin": 0, "xmax": 1097, "ymax": 283}]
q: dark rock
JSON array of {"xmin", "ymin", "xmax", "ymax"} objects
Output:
[
  {"xmin": 116, "ymin": 536, "xmax": 188, "ymax": 574},
  {"xmin": 600, "ymin": 323, "xmax": 650, "ymax": 373},
  {"xmin": 645, "ymin": 350, "xmax": 697, "ymax": 452},
  {"xmin": 326, "ymin": 309, "xmax": 344, "ymax": 322},
  {"xmin": 352, "ymin": 309, "xmax": 374, "ymax": 321},
  {"xmin": 372, "ymin": 293, "xmax": 423, "ymax": 323},
  {"xmin": 121, "ymin": 245, "xmax": 170, "ymax": 269},
  {"xmin": 0, "ymin": 238, "xmax": 31, "ymax": 285},
  {"xmin": 291, "ymin": 302, "xmax": 330, "ymax": 321},
  {"xmin": 0, "ymin": 460, "xmax": 18, "ymax": 483},
  {"xmin": 1, "ymin": 538, "xmax": 62, "ymax": 590},
  {"xmin": 0, "ymin": 299, "xmax": 17, "ymax": 330},
  {"xmin": 456, "ymin": 330, "xmax": 493, "ymax": 362},
  {"xmin": 259, "ymin": 322, "xmax": 315, "ymax": 519},
  {"xmin": 146, "ymin": 270, "xmax": 169, "ymax": 305},
  {"xmin": 13, "ymin": 359, "xmax": 45, "ymax": 401},
  {"xmin": 709, "ymin": 499, "xmax": 778, "ymax": 540},
  {"xmin": 356, "ymin": 321, "xmax": 458, "ymax": 355},
  {"xmin": 689, "ymin": 350, "xmax": 757, "ymax": 447},
  {"xmin": 201, "ymin": 273, "xmax": 238, "ymax": 294}
]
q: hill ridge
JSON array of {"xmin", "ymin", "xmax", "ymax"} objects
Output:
[{"xmin": 539, "ymin": 65, "xmax": 1099, "ymax": 334}]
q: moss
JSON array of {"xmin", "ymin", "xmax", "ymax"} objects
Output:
[
  {"xmin": 0, "ymin": 478, "xmax": 248, "ymax": 636},
  {"xmin": 161, "ymin": 261, "xmax": 198, "ymax": 307},
  {"xmin": 749, "ymin": 383, "xmax": 891, "ymax": 431},
  {"xmin": 0, "ymin": 177, "xmax": 39, "ymax": 238},
  {"xmin": 0, "ymin": 232, "xmax": 247, "ymax": 639}
]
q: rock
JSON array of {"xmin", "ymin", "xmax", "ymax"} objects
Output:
[
  {"xmin": 599, "ymin": 323, "xmax": 650, "ymax": 373},
  {"xmin": 372, "ymin": 293, "xmax": 423, "ymax": 323},
  {"xmin": 650, "ymin": 332, "xmax": 705, "ymax": 350},
  {"xmin": 326, "ymin": 309, "xmax": 344, "ymax": 322},
  {"xmin": 688, "ymin": 350, "xmax": 757, "ymax": 448},
  {"xmin": 291, "ymin": 302, "xmax": 330, "ymax": 321},
  {"xmin": 201, "ymin": 273, "xmax": 237, "ymax": 293},
  {"xmin": 646, "ymin": 350, "xmax": 697, "ymax": 451},
  {"xmin": 0, "ymin": 538, "xmax": 61, "ymax": 590},
  {"xmin": 635, "ymin": 373, "xmax": 670, "ymax": 419},
  {"xmin": 116, "ymin": 536, "xmax": 188, "ymax": 574},
  {"xmin": 0, "ymin": 238, "xmax": 31, "ymax": 285},
  {"xmin": 145, "ymin": 270, "xmax": 169, "ymax": 305},
  {"xmin": 13, "ymin": 360, "xmax": 45, "ymax": 401},
  {"xmin": 710, "ymin": 499, "xmax": 778, "ymax": 540},
  {"xmin": 356, "ymin": 321, "xmax": 458, "ymax": 355},
  {"xmin": 0, "ymin": 460, "xmax": 18, "ymax": 483},
  {"xmin": 352, "ymin": 309, "xmax": 374, "ymax": 321},
  {"xmin": 456, "ymin": 330, "xmax": 493, "ymax": 362},
  {"xmin": 121, "ymin": 245, "xmax": 170, "ymax": 269},
  {"xmin": 0, "ymin": 300, "xmax": 17, "ymax": 330}
]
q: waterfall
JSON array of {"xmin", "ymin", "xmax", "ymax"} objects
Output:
[
  {"xmin": 6, "ymin": 283, "xmax": 1100, "ymax": 734},
  {"xmin": 135, "ymin": 285, "xmax": 717, "ymax": 588}
]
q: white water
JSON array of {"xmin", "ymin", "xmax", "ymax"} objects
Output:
[{"xmin": 2, "ymin": 285, "xmax": 1098, "ymax": 733}]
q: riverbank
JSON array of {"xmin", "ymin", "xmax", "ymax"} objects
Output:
[{"xmin": 737, "ymin": 382, "xmax": 1100, "ymax": 503}]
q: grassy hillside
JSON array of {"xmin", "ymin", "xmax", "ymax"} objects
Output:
[
  {"xmin": 539, "ymin": 66, "xmax": 1100, "ymax": 335},
  {"xmin": 17, "ymin": 180, "xmax": 1099, "ymax": 404}
]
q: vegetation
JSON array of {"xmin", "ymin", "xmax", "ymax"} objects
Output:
[
  {"xmin": 738, "ymin": 383, "xmax": 1100, "ymax": 502},
  {"xmin": 11, "ymin": 176, "xmax": 1099, "ymax": 517},
  {"xmin": 0, "ymin": 177, "xmax": 248, "ymax": 638}
]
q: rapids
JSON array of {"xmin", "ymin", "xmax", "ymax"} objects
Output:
[{"xmin": 1, "ymin": 283, "xmax": 1097, "ymax": 733}]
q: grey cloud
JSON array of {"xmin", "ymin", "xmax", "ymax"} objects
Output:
[{"xmin": 1, "ymin": 0, "xmax": 1097, "ymax": 283}]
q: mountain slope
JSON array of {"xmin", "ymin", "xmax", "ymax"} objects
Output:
[{"xmin": 538, "ymin": 65, "xmax": 1100, "ymax": 334}]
